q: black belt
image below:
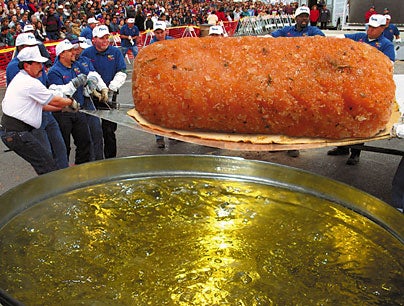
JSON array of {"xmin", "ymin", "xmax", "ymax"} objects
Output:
[{"xmin": 1, "ymin": 114, "xmax": 34, "ymax": 132}]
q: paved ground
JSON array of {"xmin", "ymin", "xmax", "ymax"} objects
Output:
[{"xmin": 1, "ymin": 60, "xmax": 404, "ymax": 209}]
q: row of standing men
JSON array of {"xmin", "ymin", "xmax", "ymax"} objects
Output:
[{"xmin": 0, "ymin": 24, "xmax": 127, "ymax": 175}]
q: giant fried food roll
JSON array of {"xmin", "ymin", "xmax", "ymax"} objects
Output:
[{"xmin": 133, "ymin": 36, "xmax": 395, "ymax": 139}]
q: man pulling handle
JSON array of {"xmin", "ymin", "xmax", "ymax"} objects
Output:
[{"xmin": 0, "ymin": 46, "xmax": 75, "ymax": 175}]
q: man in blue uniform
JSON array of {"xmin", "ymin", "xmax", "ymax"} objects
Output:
[
  {"xmin": 149, "ymin": 21, "xmax": 174, "ymax": 44},
  {"xmin": 271, "ymin": 6, "xmax": 325, "ymax": 38},
  {"xmin": 47, "ymin": 39, "xmax": 92, "ymax": 165},
  {"xmin": 327, "ymin": 14, "xmax": 395, "ymax": 165},
  {"xmin": 344, "ymin": 15, "xmax": 395, "ymax": 62},
  {"xmin": 271, "ymin": 6, "xmax": 325, "ymax": 158},
  {"xmin": 80, "ymin": 17, "xmax": 99, "ymax": 46},
  {"xmin": 22, "ymin": 24, "xmax": 52, "ymax": 68},
  {"xmin": 6, "ymin": 32, "xmax": 69, "ymax": 169},
  {"xmin": 68, "ymin": 34, "xmax": 107, "ymax": 160},
  {"xmin": 148, "ymin": 21, "xmax": 173, "ymax": 148},
  {"xmin": 119, "ymin": 18, "xmax": 140, "ymax": 59},
  {"xmin": 82, "ymin": 25, "xmax": 127, "ymax": 159},
  {"xmin": 383, "ymin": 15, "xmax": 400, "ymax": 42}
]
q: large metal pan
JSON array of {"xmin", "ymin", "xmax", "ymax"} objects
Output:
[
  {"xmin": 0, "ymin": 155, "xmax": 403, "ymax": 305},
  {"xmin": 0, "ymin": 155, "xmax": 402, "ymax": 234}
]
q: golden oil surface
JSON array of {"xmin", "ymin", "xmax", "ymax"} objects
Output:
[{"xmin": 0, "ymin": 177, "xmax": 403, "ymax": 305}]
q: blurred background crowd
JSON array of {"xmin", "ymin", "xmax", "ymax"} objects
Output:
[{"xmin": 0, "ymin": 0, "xmax": 301, "ymax": 46}]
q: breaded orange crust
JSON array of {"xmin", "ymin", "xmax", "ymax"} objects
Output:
[{"xmin": 133, "ymin": 36, "xmax": 395, "ymax": 139}]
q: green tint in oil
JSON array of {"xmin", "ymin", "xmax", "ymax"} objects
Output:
[{"xmin": 0, "ymin": 177, "xmax": 403, "ymax": 305}]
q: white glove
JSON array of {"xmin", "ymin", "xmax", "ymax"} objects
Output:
[
  {"xmin": 108, "ymin": 71, "xmax": 127, "ymax": 92},
  {"xmin": 396, "ymin": 38, "xmax": 401, "ymax": 43},
  {"xmin": 391, "ymin": 122, "xmax": 404, "ymax": 138},
  {"xmin": 49, "ymin": 83, "xmax": 77, "ymax": 97},
  {"xmin": 88, "ymin": 71, "xmax": 107, "ymax": 91},
  {"xmin": 334, "ymin": 34, "xmax": 345, "ymax": 39},
  {"xmin": 48, "ymin": 84, "xmax": 64, "ymax": 97}
]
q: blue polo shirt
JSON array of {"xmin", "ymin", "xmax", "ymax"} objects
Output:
[
  {"xmin": 82, "ymin": 45, "xmax": 126, "ymax": 86},
  {"xmin": 271, "ymin": 26, "xmax": 325, "ymax": 37},
  {"xmin": 344, "ymin": 32, "xmax": 395, "ymax": 61},
  {"xmin": 47, "ymin": 59, "xmax": 87, "ymax": 105},
  {"xmin": 80, "ymin": 26, "xmax": 93, "ymax": 41},
  {"xmin": 383, "ymin": 24, "xmax": 400, "ymax": 42},
  {"xmin": 120, "ymin": 24, "xmax": 140, "ymax": 47},
  {"xmin": 150, "ymin": 35, "xmax": 174, "ymax": 44},
  {"xmin": 75, "ymin": 55, "xmax": 95, "ymax": 75},
  {"xmin": 6, "ymin": 57, "xmax": 47, "ymax": 86}
]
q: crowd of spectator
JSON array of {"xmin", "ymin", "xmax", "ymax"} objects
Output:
[{"xmin": 0, "ymin": 0, "xmax": 301, "ymax": 47}]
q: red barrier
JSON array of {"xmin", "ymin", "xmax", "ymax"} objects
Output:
[{"xmin": 0, "ymin": 49, "xmax": 12, "ymax": 70}]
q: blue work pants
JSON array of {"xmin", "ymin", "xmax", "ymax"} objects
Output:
[
  {"xmin": 121, "ymin": 45, "xmax": 138, "ymax": 58},
  {"xmin": 41, "ymin": 111, "xmax": 69, "ymax": 169},
  {"xmin": 53, "ymin": 111, "xmax": 92, "ymax": 165},
  {"xmin": 83, "ymin": 98, "xmax": 104, "ymax": 160},
  {"xmin": 1, "ymin": 129, "xmax": 58, "ymax": 175}
]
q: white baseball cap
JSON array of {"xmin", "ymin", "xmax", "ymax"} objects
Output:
[
  {"xmin": 56, "ymin": 39, "xmax": 74, "ymax": 56},
  {"xmin": 367, "ymin": 14, "xmax": 387, "ymax": 27},
  {"xmin": 87, "ymin": 17, "xmax": 99, "ymax": 24},
  {"xmin": 209, "ymin": 26, "xmax": 223, "ymax": 36},
  {"xmin": 127, "ymin": 18, "xmax": 135, "ymax": 23},
  {"xmin": 78, "ymin": 36, "xmax": 91, "ymax": 49},
  {"xmin": 93, "ymin": 25, "xmax": 110, "ymax": 38},
  {"xmin": 384, "ymin": 14, "xmax": 391, "ymax": 20},
  {"xmin": 17, "ymin": 46, "xmax": 48, "ymax": 62},
  {"xmin": 23, "ymin": 24, "xmax": 34, "ymax": 32},
  {"xmin": 15, "ymin": 33, "xmax": 38, "ymax": 46},
  {"xmin": 295, "ymin": 6, "xmax": 310, "ymax": 17},
  {"xmin": 153, "ymin": 21, "xmax": 166, "ymax": 31}
]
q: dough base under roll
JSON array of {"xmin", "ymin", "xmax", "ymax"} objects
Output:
[{"xmin": 133, "ymin": 36, "xmax": 395, "ymax": 139}]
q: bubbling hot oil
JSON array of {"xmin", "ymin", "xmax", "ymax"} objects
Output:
[{"xmin": 0, "ymin": 177, "xmax": 403, "ymax": 305}]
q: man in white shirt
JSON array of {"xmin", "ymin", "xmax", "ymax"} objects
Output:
[{"xmin": 1, "ymin": 46, "xmax": 76, "ymax": 174}]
